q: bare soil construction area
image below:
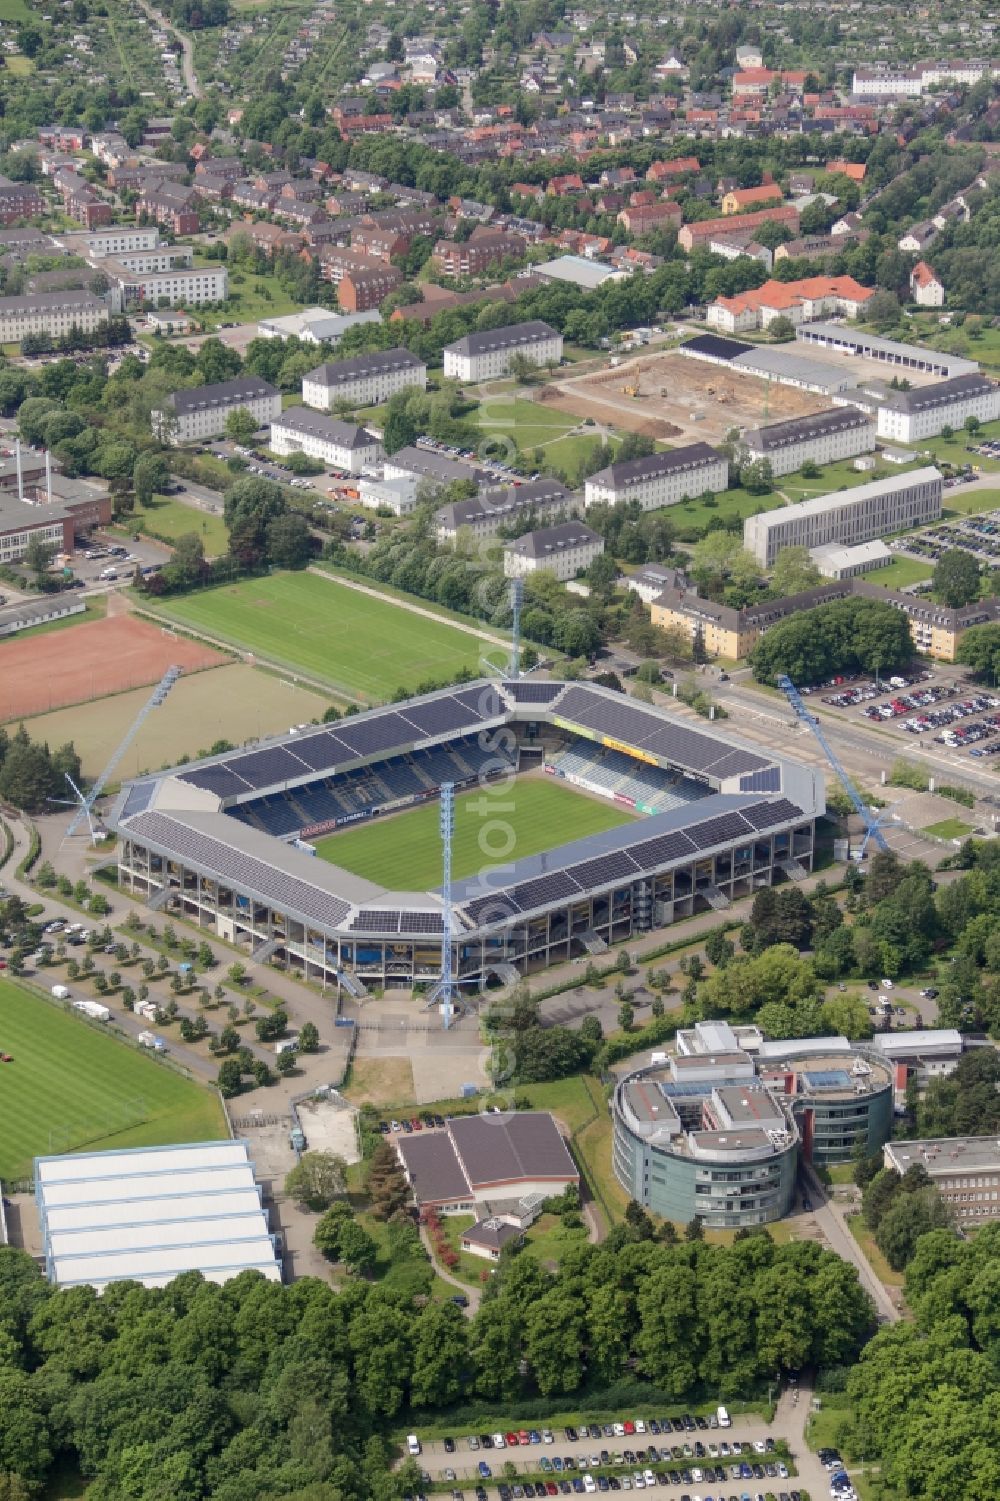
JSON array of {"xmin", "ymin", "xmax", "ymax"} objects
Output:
[{"xmin": 542, "ymin": 350, "xmax": 829, "ymax": 444}]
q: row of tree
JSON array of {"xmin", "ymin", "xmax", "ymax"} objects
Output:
[{"xmin": 0, "ymin": 1223, "xmax": 874, "ymax": 1499}]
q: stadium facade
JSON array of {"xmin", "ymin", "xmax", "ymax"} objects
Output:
[{"xmin": 111, "ymin": 681, "xmax": 823, "ymax": 993}]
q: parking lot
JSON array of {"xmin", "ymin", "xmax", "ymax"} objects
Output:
[
  {"xmin": 803, "ymin": 670, "xmax": 1000, "ymax": 767},
  {"xmin": 892, "ymin": 505, "xmax": 1000, "ymax": 572},
  {"xmin": 407, "ymin": 1413, "xmax": 813, "ymax": 1501}
]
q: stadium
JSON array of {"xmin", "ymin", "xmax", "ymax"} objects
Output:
[{"xmin": 110, "ymin": 680, "xmax": 824, "ymax": 996}]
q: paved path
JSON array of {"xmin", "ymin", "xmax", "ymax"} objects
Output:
[
  {"xmin": 803, "ymin": 1164, "xmax": 901, "ymax": 1325},
  {"xmin": 418, "ymin": 1224, "xmax": 482, "ymax": 1315},
  {"xmin": 135, "ymin": 0, "xmax": 202, "ymax": 96}
]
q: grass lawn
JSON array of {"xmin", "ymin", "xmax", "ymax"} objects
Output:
[
  {"xmin": 922, "ymin": 817, "xmax": 974, "ymax": 840},
  {"xmin": 0, "ymin": 0, "xmax": 31, "ymax": 19},
  {"xmin": 846, "ymin": 1212, "xmax": 905, "ymax": 1289},
  {"xmin": 943, "ymin": 485, "xmax": 1000, "ymax": 516},
  {"xmin": 670, "ymin": 484, "xmax": 785, "ymax": 535},
  {"xmin": 522, "ymin": 1210, "xmax": 590, "ymax": 1267},
  {"xmin": 127, "ymin": 494, "xmax": 230, "ymax": 556},
  {"xmin": 342, "ymin": 1056, "xmax": 416, "ymax": 1109},
  {"xmin": 780, "ymin": 458, "xmax": 916, "ymax": 503},
  {"xmin": 317, "ymin": 778, "xmax": 633, "ymax": 888},
  {"xmin": 861, "ymin": 556, "xmax": 934, "ymax": 589},
  {"xmin": 0, "ymin": 980, "xmax": 227, "ymax": 1179},
  {"xmin": 18, "ymin": 664, "xmax": 331, "ymax": 782},
  {"xmin": 475, "ymin": 395, "xmax": 621, "ymax": 476},
  {"xmin": 155, "ymin": 571, "xmax": 500, "ymax": 701},
  {"xmin": 5, "ymin": 52, "xmax": 34, "ymax": 73},
  {"xmin": 806, "ymin": 1394, "xmax": 852, "ymax": 1455},
  {"xmin": 200, "ymin": 271, "xmax": 299, "ymax": 327}
]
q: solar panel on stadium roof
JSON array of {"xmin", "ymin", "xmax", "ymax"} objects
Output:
[
  {"xmin": 463, "ymin": 890, "xmax": 521, "ymax": 926},
  {"xmin": 740, "ymin": 798, "xmax": 804, "ymax": 831},
  {"xmin": 686, "ymin": 811, "xmax": 753, "ymax": 850},
  {"xmin": 122, "ymin": 781, "xmax": 156, "ymax": 818},
  {"xmin": 708, "ymin": 747, "xmax": 770, "ymax": 777},
  {"xmin": 509, "ymin": 869, "xmax": 581, "ymax": 912},
  {"xmin": 334, "ymin": 713, "xmax": 413, "ymax": 756},
  {"xmin": 286, "ymin": 732, "xmax": 357, "ymax": 772},
  {"xmin": 507, "ymin": 681, "xmax": 564, "ymax": 703},
  {"xmin": 224, "ymin": 745, "xmax": 312, "ymax": 788},
  {"xmin": 399, "ymin": 912, "xmax": 444, "ymax": 933},
  {"xmin": 628, "ymin": 830, "xmax": 697, "ymax": 871},
  {"xmin": 179, "ymin": 764, "xmax": 252, "ymax": 798},
  {"xmin": 398, "ymin": 696, "xmax": 479, "ymax": 737},
  {"xmin": 351, "ymin": 910, "xmax": 402, "ymax": 932},
  {"xmin": 565, "ymin": 849, "xmax": 640, "ymax": 889},
  {"xmin": 681, "ymin": 333, "xmax": 755, "ymax": 361},
  {"xmin": 452, "ymin": 685, "xmax": 504, "ymax": 719},
  {"xmin": 125, "ymin": 812, "xmax": 352, "ymax": 929}
]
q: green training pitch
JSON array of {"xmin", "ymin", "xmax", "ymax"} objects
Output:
[
  {"xmin": 156, "ymin": 573, "xmax": 502, "ymax": 701},
  {"xmin": 0, "ymin": 981, "xmax": 228, "ymax": 1180},
  {"xmin": 314, "ymin": 777, "xmax": 634, "ymax": 889}
]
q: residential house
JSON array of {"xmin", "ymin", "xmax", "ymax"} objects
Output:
[{"xmin": 910, "ymin": 260, "xmax": 945, "ymax": 307}]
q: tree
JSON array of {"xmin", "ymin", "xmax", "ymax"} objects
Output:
[
  {"xmin": 767, "ymin": 315, "xmax": 796, "ymax": 342},
  {"xmin": 957, "ymin": 622, "xmax": 1000, "ymax": 682},
  {"xmin": 298, "ymin": 1020, "xmax": 320, "ymax": 1053},
  {"xmin": 770, "ymin": 545, "xmax": 821, "ymax": 597},
  {"xmin": 315, "ymin": 1203, "xmax": 377, "ymax": 1273},
  {"xmin": 276, "ymin": 1049, "xmax": 297, "ymax": 1076},
  {"xmin": 366, "ymin": 1141, "xmax": 410, "ymax": 1219},
  {"xmin": 867, "ymin": 290, "xmax": 902, "ymax": 330},
  {"xmin": 284, "ymin": 1151, "xmax": 347, "ymax": 1210},
  {"xmin": 933, "ymin": 547, "xmax": 981, "ymax": 608},
  {"xmin": 23, "ymin": 535, "xmax": 55, "ymax": 580},
  {"xmin": 266, "ymin": 512, "xmax": 312, "ymax": 569},
  {"xmin": 216, "ymin": 1058, "xmax": 244, "ymax": 1097},
  {"xmin": 255, "ymin": 1007, "xmax": 288, "ymax": 1042},
  {"xmin": 383, "ymin": 404, "xmax": 417, "ymax": 456},
  {"xmin": 133, "ymin": 451, "xmax": 169, "ymax": 506},
  {"xmin": 224, "ymin": 407, "xmax": 258, "ymax": 444}
]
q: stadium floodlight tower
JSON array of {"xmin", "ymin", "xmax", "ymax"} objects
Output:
[
  {"xmin": 63, "ymin": 665, "xmax": 182, "ymax": 839},
  {"xmin": 776, "ymin": 673, "xmax": 891, "ymax": 858},
  {"xmin": 439, "ymin": 780, "xmax": 455, "ymax": 1029},
  {"xmin": 508, "ymin": 576, "xmax": 523, "ymax": 680}
]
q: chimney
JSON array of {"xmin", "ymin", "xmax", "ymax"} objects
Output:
[
  {"xmin": 45, "ymin": 450, "xmax": 52, "ymax": 505},
  {"xmin": 15, "ymin": 439, "xmax": 22, "ymax": 501}
]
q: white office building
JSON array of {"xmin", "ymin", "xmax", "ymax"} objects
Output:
[
  {"xmin": 302, "ymin": 349, "xmax": 427, "ymax": 411},
  {"xmin": 116, "ymin": 264, "xmax": 227, "ymax": 308},
  {"xmin": 269, "ymin": 406, "xmax": 382, "ymax": 474},
  {"xmin": 744, "ymin": 466, "xmax": 942, "ymax": 568},
  {"xmin": 841, "ymin": 373, "xmax": 1000, "ymax": 445},
  {"xmin": 257, "ymin": 307, "xmax": 381, "ymax": 344},
  {"xmin": 358, "ymin": 473, "xmax": 420, "ymax": 515},
  {"xmin": 153, "ymin": 376, "xmax": 282, "ymax": 444},
  {"xmin": 0, "ymin": 291, "xmax": 109, "ymax": 344},
  {"xmin": 503, "ymin": 520, "xmax": 604, "ymax": 581},
  {"xmin": 34, "ymin": 1140, "xmax": 281, "ymax": 1291},
  {"xmin": 739, "ymin": 407, "xmax": 876, "ymax": 477},
  {"xmin": 584, "ymin": 443, "xmax": 729, "ymax": 511},
  {"xmin": 442, "ymin": 321, "xmax": 563, "ymax": 382}
]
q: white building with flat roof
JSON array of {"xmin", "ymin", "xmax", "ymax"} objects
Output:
[
  {"xmin": 34, "ymin": 1140, "xmax": 281, "ymax": 1291},
  {"xmin": 744, "ymin": 466, "xmax": 942, "ymax": 568},
  {"xmin": 258, "ymin": 307, "xmax": 381, "ymax": 344},
  {"xmin": 810, "ymin": 539, "xmax": 891, "ymax": 579},
  {"xmin": 884, "ymin": 1136, "xmax": 1000, "ymax": 1225}
]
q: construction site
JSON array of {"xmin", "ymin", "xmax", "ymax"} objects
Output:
[{"xmin": 539, "ymin": 348, "xmax": 830, "ymax": 445}]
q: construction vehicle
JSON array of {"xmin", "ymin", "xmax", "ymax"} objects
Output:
[{"xmin": 621, "ymin": 384, "xmax": 640, "ymax": 398}]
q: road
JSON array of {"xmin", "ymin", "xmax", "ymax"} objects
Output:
[{"xmin": 135, "ymin": 0, "xmax": 201, "ymax": 97}]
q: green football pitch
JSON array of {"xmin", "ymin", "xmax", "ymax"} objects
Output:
[
  {"xmin": 156, "ymin": 573, "xmax": 504, "ymax": 702},
  {"xmin": 314, "ymin": 777, "xmax": 634, "ymax": 889},
  {"xmin": 0, "ymin": 981, "xmax": 228, "ymax": 1180}
]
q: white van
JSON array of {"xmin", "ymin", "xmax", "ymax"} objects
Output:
[
  {"xmin": 51, "ymin": 984, "xmax": 70, "ymax": 1000},
  {"xmin": 717, "ymin": 1405, "xmax": 731, "ymax": 1428},
  {"xmin": 406, "ymin": 1435, "xmax": 421, "ymax": 1456}
]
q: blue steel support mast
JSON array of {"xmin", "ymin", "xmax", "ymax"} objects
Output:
[
  {"xmin": 776, "ymin": 674, "xmax": 890, "ymax": 857},
  {"xmin": 508, "ymin": 577, "xmax": 523, "ymax": 679},
  {"xmin": 439, "ymin": 781, "xmax": 455, "ymax": 1029}
]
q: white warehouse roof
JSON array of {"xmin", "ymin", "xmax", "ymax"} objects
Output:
[
  {"xmin": 34, "ymin": 1140, "xmax": 280, "ymax": 1291},
  {"xmin": 871, "ymin": 1029, "xmax": 964, "ymax": 1057},
  {"xmin": 757, "ymin": 1034, "xmax": 851, "ymax": 1059}
]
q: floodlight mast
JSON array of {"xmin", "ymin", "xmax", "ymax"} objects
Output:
[
  {"xmin": 65, "ymin": 665, "xmax": 181, "ymax": 838},
  {"xmin": 439, "ymin": 780, "xmax": 455, "ymax": 1029}
]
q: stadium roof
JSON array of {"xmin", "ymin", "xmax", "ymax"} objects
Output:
[
  {"xmin": 111, "ymin": 679, "xmax": 817, "ymax": 940},
  {"xmin": 34, "ymin": 1140, "xmax": 280, "ymax": 1291}
]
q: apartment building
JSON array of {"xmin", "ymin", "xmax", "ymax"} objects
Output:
[
  {"xmin": 743, "ymin": 467, "xmax": 942, "ymax": 568},
  {"xmin": 852, "ymin": 60, "xmax": 1000, "ymax": 97},
  {"xmin": 383, "ymin": 445, "xmax": 486, "ymax": 490},
  {"xmin": 338, "ymin": 263, "xmax": 403, "ymax": 312},
  {"xmin": 442, "ymin": 321, "xmax": 563, "ymax": 382},
  {"xmin": 0, "ymin": 176, "xmax": 45, "ymax": 226},
  {"xmin": 910, "ymin": 261, "xmax": 945, "ymax": 308},
  {"xmin": 841, "ymin": 374, "xmax": 1000, "ymax": 445},
  {"xmin": 140, "ymin": 184, "xmax": 200, "ymax": 237},
  {"xmin": 109, "ymin": 263, "xmax": 227, "ymax": 309},
  {"xmin": 678, "ymin": 205, "xmax": 799, "ymax": 252},
  {"xmin": 432, "ymin": 230, "xmax": 525, "ymax": 277},
  {"xmin": 503, "ymin": 520, "xmax": 604, "ymax": 581},
  {"xmin": 0, "ymin": 291, "xmax": 109, "ymax": 345},
  {"xmin": 884, "ymin": 1138, "xmax": 1000, "ymax": 1225},
  {"xmin": 707, "ymin": 275, "xmax": 874, "ymax": 334},
  {"xmin": 584, "ymin": 444, "xmax": 729, "ymax": 512},
  {"xmin": 435, "ymin": 477, "xmax": 574, "ymax": 545},
  {"xmin": 721, "ymin": 184, "xmax": 783, "ymax": 214},
  {"xmin": 739, "ymin": 407, "xmax": 876, "ymax": 476},
  {"xmin": 269, "ymin": 407, "xmax": 382, "ymax": 474},
  {"xmin": 78, "ymin": 227, "xmax": 160, "ymax": 256},
  {"xmin": 301, "ymin": 349, "xmax": 427, "ymax": 411},
  {"xmin": 153, "ymin": 377, "xmax": 282, "ymax": 444}
]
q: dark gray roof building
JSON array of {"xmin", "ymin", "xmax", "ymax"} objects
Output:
[
  {"xmin": 435, "ymin": 477, "xmax": 573, "ymax": 535},
  {"xmin": 741, "ymin": 406, "xmax": 873, "ymax": 455},
  {"xmin": 448, "ymin": 1112, "xmax": 578, "ymax": 1190},
  {"xmin": 304, "ymin": 349, "xmax": 425, "ymax": 389},
  {"xmin": 167, "ymin": 376, "xmax": 279, "ymax": 415},
  {"xmin": 270, "ymin": 406, "xmax": 379, "ymax": 450},
  {"xmin": 505, "ymin": 519, "xmax": 602, "ymax": 561},
  {"xmin": 385, "ymin": 445, "xmax": 487, "ymax": 486},
  {"xmin": 864, "ymin": 372, "xmax": 997, "ymax": 414},
  {"xmin": 444, "ymin": 319, "xmax": 560, "ymax": 358},
  {"xmin": 587, "ymin": 442, "xmax": 723, "ymax": 490}
]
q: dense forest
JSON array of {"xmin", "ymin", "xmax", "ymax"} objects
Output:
[{"xmin": 0, "ymin": 1231, "xmax": 872, "ymax": 1500}]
